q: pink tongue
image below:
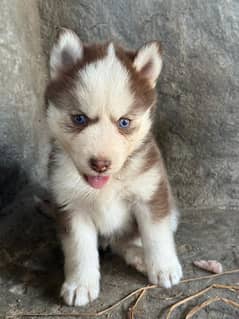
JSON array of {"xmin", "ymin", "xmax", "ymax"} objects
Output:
[{"xmin": 86, "ymin": 175, "xmax": 110, "ymax": 189}]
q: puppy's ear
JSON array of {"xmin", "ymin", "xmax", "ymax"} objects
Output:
[
  {"xmin": 133, "ymin": 41, "xmax": 162, "ymax": 87},
  {"xmin": 50, "ymin": 28, "xmax": 83, "ymax": 78}
]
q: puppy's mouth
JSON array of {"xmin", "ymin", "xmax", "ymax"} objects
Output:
[{"xmin": 84, "ymin": 175, "xmax": 110, "ymax": 189}]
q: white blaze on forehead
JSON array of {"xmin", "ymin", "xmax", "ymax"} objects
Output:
[{"xmin": 75, "ymin": 43, "xmax": 134, "ymax": 118}]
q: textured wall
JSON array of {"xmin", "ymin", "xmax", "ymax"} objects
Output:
[
  {"xmin": 1, "ymin": 0, "xmax": 239, "ymax": 211},
  {"xmin": 0, "ymin": 0, "xmax": 49, "ymax": 211}
]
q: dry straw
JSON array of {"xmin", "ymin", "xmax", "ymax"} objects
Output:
[{"xmin": 6, "ymin": 268, "xmax": 239, "ymax": 319}]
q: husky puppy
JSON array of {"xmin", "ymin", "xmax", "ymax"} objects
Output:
[{"xmin": 45, "ymin": 29, "xmax": 182, "ymax": 306}]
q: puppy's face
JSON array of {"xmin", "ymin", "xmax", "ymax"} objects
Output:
[{"xmin": 46, "ymin": 29, "xmax": 162, "ymax": 189}]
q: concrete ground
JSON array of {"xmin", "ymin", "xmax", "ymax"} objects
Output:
[{"xmin": 0, "ymin": 194, "xmax": 238, "ymax": 319}]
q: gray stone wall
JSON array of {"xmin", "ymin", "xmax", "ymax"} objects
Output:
[
  {"xmin": 1, "ymin": 0, "xmax": 239, "ymax": 211},
  {"xmin": 0, "ymin": 0, "xmax": 49, "ymax": 211}
]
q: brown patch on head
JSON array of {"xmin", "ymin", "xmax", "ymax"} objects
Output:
[
  {"xmin": 45, "ymin": 72, "xmax": 78, "ymax": 111},
  {"xmin": 46, "ymin": 39, "xmax": 158, "ymax": 118},
  {"xmin": 78, "ymin": 43, "xmax": 108, "ymax": 67},
  {"xmin": 47, "ymin": 27, "xmax": 162, "ymax": 121},
  {"xmin": 45, "ymin": 42, "xmax": 109, "ymax": 111},
  {"xmin": 114, "ymin": 46, "xmax": 157, "ymax": 113}
]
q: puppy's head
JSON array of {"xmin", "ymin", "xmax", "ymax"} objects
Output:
[{"xmin": 46, "ymin": 29, "xmax": 162, "ymax": 189}]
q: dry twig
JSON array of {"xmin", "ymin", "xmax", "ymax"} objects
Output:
[
  {"xmin": 166, "ymin": 283, "xmax": 239, "ymax": 319},
  {"xmin": 185, "ymin": 296, "xmax": 239, "ymax": 318},
  {"xmin": 128, "ymin": 288, "xmax": 146, "ymax": 319},
  {"xmin": 6, "ymin": 268, "xmax": 239, "ymax": 318}
]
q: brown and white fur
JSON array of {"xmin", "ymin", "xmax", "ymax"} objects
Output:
[{"xmin": 45, "ymin": 29, "xmax": 182, "ymax": 306}]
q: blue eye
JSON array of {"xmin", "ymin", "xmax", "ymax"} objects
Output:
[
  {"xmin": 72, "ymin": 114, "xmax": 88, "ymax": 126},
  {"xmin": 119, "ymin": 118, "xmax": 130, "ymax": 128}
]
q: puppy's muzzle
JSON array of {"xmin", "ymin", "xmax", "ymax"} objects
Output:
[{"xmin": 89, "ymin": 157, "xmax": 111, "ymax": 173}]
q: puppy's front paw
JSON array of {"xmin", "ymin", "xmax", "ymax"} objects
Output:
[
  {"xmin": 61, "ymin": 277, "xmax": 100, "ymax": 306},
  {"xmin": 147, "ymin": 256, "xmax": 182, "ymax": 288}
]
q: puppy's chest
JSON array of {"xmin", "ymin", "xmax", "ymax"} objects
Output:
[{"xmin": 91, "ymin": 197, "xmax": 132, "ymax": 237}]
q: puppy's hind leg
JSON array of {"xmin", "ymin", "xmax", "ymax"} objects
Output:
[{"xmin": 111, "ymin": 237, "xmax": 146, "ymax": 274}]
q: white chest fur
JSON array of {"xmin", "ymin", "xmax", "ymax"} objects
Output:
[{"xmin": 90, "ymin": 197, "xmax": 131, "ymax": 237}]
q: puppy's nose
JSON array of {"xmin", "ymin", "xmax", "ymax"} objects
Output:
[{"xmin": 89, "ymin": 157, "xmax": 111, "ymax": 173}]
